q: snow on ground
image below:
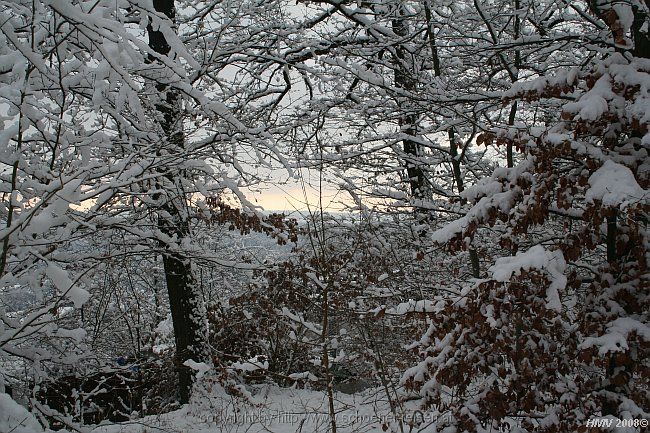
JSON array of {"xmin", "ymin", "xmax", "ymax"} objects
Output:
[{"xmin": 89, "ymin": 386, "xmax": 413, "ymax": 433}]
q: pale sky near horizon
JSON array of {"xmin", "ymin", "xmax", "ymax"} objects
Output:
[{"xmin": 245, "ymin": 180, "xmax": 350, "ymax": 213}]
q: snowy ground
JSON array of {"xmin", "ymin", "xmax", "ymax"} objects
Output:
[
  {"xmin": 2, "ymin": 380, "xmax": 425, "ymax": 433},
  {"xmin": 88, "ymin": 386, "xmax": 408, "ymax": 433}
]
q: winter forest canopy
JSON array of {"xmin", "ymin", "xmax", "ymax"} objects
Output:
[{"xmin": 0, "ymin": 0, "xmax": 648, "ymax": 432}]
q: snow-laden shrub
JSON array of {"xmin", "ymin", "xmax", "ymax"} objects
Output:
[{"xmin": 0, "ymin": 392, "xmax": 46, "ymax": 433}]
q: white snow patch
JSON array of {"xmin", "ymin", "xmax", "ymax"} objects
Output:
[
  {"xmin": 155, "ymin": 316, "xmax": 173, "ymax": 336},
  {"xmin": 580, "ymin": 318, "xmax": 650, "ymax": 356},
  {"xmin": 230, "ymin": 356, "xmax": 269, "ymax": 372},
  {"xmin": 489, "ymin": 245, "xmax": 566, "ymax": 311},
  {"xmin": 288, "ymin": 371, "xmax": 319, "ymax": 382},
  {"xmin": 431, "ymin": 190, "xmax": 518, "ymax": 244},
  {"xmin": 183, "ymin": 360, "xmax": 211, "ymax": 379},
  {"xmin": 564, "ymin": 74, "xmax": 614, "ymax": 120},
  {"xmin": 45, "ymin": 263, "xmax": 90, "ymax": 308},
  {"xmin": 387, "ymin": 299, "xmax": 444, "ymax": 315},
  {"xmin": 612, "ymin": 3, "xmax": 635, "ymax": 35},
  {"xmin": 585, "ymin": 160, "xmax": 647, "ymax": 208},
  {"xmin": 0, "ymin": 393, "xmax": 45, "ymax": 433}
]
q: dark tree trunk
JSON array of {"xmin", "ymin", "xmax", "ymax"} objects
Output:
[
  {"xmin": 147, "ymin": 0, "xmax": 206, "ymax": 404},
  {"xmin": 507, "ymin": 0, "xmax": 521, "ymax": 169},
  {"xmin": 632, "ymin": 3, "xmax": 650, "ymax": 59},
  {"xmin": 392, "ymin": 7, "xmax": 429, "ymax": 204}
]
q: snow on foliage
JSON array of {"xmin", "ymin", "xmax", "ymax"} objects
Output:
[
  {"xmin": 585, "ymin": 160, "xmax": 647, "ymax": 207},
  {"xmin": 45, "ymin": 263, "xmax": 90, "ymax": 309},
  {"xmin": 386, "ymin": 299, "xmax": 445, "ymax": 315},
  {"xmin": 401, "ymin": 1, "xmax": 649, "ymax": 431},
  {"xmin": 230, "ymin": 356, "xmax": 269, "ymax": 373},
  {"xmin": 0, "ymin": 393, "xmax": 46, "ymax": 433},
  {"xmin": 580, "ymin": 317, "xmax": 650, "ymax": 356},
  {"xmin": 489, "ymin": 245, "xmax": 566, "ymax": 311},
  {"xmin": 183, "ymin": 359, "xmax": 211, "ymax": 379}
]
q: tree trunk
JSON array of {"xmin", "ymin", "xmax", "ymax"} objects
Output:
[
  {"xmin": 392, "ymin": 6, "xmax": 429, "ymax": 204},
  {"xmin": 507, "ymin": 0, "xmax": 521, "ymax": 169},
  {"xmin": 147, "ymin": 0, "xmax": 206, "ymax": 404}
]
